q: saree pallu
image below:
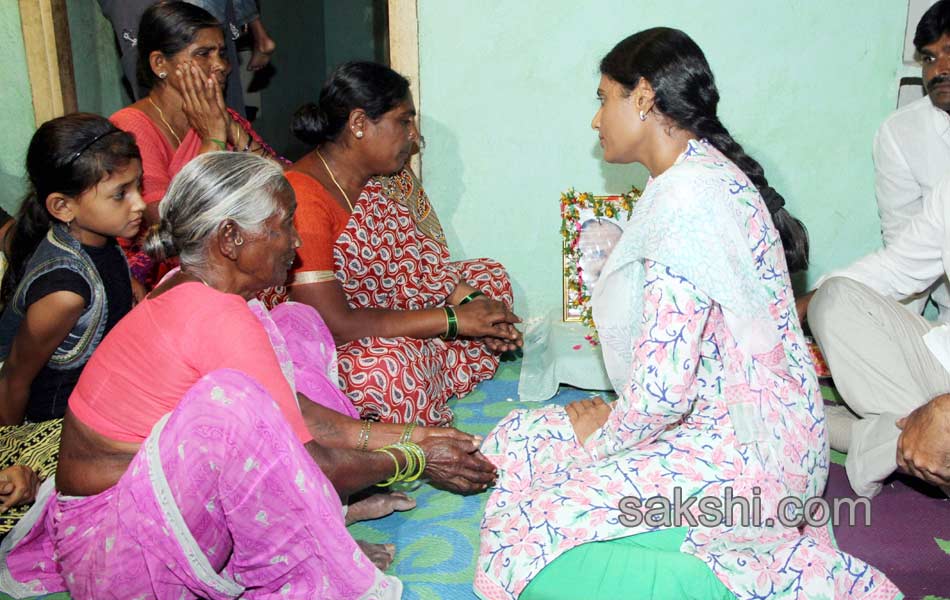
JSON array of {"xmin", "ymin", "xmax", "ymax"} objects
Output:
[
  {"xmin": 0, "ymin": 419, "xmax": 61, "ymax": 537},
  {"xmin": 0, "ymin": 369, "xmax": 400, "ymax": 599},
  {"xmin": 253, "ymin": 300, "xmax": 360, "ymax": 419},
  {"xmin": 334, "ymin": 179, "xmax": 512, "ymax": 425}
]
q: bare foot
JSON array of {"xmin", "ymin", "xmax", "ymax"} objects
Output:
[
  {"xmin": 566, "ymin": 396, "xmax": 612, "ymax": 443},
  {"xmin": 357, "ymin": 540, "xmax": 395, "ymax": 571},
  {"xmin": 247, "ymin": 19, "xmax": 276, "ymax": 71},
  {"xmin": 346, "ymin": 492, "xmax": 416, "ymax": 525}
]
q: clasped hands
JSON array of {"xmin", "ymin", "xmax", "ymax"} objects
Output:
[
  {"xmin": 416, "ymin": 427, "xmax": 497, "ymax": 494},
  {"xmin": 454, "ymin": 296, "xmax": 523, "ymax": 354}
]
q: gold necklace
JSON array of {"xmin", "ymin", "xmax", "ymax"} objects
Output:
[
  {"xmin": 147, "ymin": 96, "xmax": 182, "ymax": 146},
  {"xmin": 316, "ymin": 150, "xmax": 354, "ymax": 212}
]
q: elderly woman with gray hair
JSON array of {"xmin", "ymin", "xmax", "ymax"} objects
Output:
[{"xmin": 0, "ymin": 152, "xmax": 495, "ymax": 599}]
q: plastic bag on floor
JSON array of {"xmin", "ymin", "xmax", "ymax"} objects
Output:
[{"xmin": 517, "ymin": 313, "xmax": 613, "ymax": 402}]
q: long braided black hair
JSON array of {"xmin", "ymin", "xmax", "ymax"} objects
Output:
[{"xmin": 600, "ymin": 27, "xmax": 809, "ymax": 272}]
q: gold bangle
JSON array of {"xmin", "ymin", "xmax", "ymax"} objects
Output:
[
  {"xmin": 400, "ymin": 422, "xmax": 417, "ymax": 444},
  {"xmin": 357, "ymin": 420, "xmax": 372, "ymax": 451}
]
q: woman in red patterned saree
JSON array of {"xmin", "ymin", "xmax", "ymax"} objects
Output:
[{"xmin": 282, "ymin": 62, "xmax": 522, "ymax": 426}]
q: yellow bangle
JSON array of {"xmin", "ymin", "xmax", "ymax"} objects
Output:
[
  {"xmin": 400, "ymin": 422, "xmax": 416, "ymax": 444},
  {"xmin": 393, "ymin": 441, "xmax": 426, "ymax": 482},
  {"xmin": 374, "ymin": 442, "xmax": 426, "ymax": 486},
  {"xmin": 374, "ymin": 447, "xmax": 401, "ymax": 487}
]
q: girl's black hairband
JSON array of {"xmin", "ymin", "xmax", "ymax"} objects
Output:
[{"xmin": 64, "ymin": 129, "xmax": 122, "ymax": 166}]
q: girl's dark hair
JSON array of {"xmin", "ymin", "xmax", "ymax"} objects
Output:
[
  {"xmin": 915, "ymin": 0, "xmax": 950, "ymax": 52},
  {"xmin": 291, "ymin": 61, "xmax": 410, "ymax": 146},
  {"xmin": 1, "ymin": 114, "xmax": 140, "ymax": 304},
  {"xmin": 600, "ymin": 27, "xmax": 809, "ymax": 272},
  {"xmin": 136, "ymin": 1, "xmax": 221, "ymax": 91}
]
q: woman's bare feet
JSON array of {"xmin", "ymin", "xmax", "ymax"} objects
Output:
[
  {"xmin": 566, "ymin": 396, "xmax": 612, "ymax": 443},
  {"xmin": 247, "ymin": 18, "xmax": 276, "ymax": 71},
  {"xmin": 356, "ymin": 540, "xmax": 396, "ymax": 571},
  {"xmin": 345, "ymin": 491, "xmax": 416, "ymax": 525}
]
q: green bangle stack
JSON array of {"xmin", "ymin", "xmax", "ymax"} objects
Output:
[
  {"xmin": 459, "ymin": 290, "xmax": 485, "ymax": 305},
  {"xmin": 440, "ymin": 306, "xmax": 458, "ymax": 340},
  {"xmin": 374, "ymin": 441, "xmax": 427, "ymax": 487}
]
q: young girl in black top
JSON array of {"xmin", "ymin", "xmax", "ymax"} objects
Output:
[{"xmin": 0, "ymin": 114, "xmax": 142, "ymax": 533}]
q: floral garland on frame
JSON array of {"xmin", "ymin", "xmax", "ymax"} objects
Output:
[{"xmin": 561, "ymin": 187, "xmax": 640, "ymax": 345}]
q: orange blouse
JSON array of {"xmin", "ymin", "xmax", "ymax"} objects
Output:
[{"xmin": 286, "ymin": 170, "xmax": 350, "ymax": 284}]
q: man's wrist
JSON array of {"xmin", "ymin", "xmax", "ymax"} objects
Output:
[{"xmin": 929, "ymin": 393, "xmax": 950, "ymax": 409}]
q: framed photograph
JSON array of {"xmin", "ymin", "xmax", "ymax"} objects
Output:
[{"xmin": 561, "ymin": 188, "xmax": 640, "ymax": 328}]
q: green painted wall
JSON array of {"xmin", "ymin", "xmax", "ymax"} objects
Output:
[
  {"xmin": 0, "ymin": 2, "xmax": 35, "ymax": 214},
  {"xmin": 66, "ymin": 0, "xmax": 131, "ymax": 118},
  {"xmin": 418, "ymin": 0, "xmax": 908, "ymax": 316},
  {"xmin": 0, "ymin": 2, "xmax": 128, "ymax": 216},
  {"xmin": 256, "ymin": 0, "xmax": 328, "ymax": 160},
  {"xmin": 324, "ymin": 0, "xmax": 379, "ymax": 71}
]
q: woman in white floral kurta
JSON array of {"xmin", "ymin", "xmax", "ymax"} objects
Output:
[{"xmin": 475, "ymin": 28, "xmax": 899, "ymax": 600}]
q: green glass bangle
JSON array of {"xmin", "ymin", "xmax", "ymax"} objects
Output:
[
  {"xmin": 459, "ymin": 290, "xmax": 485, "ymax": 305},
  {"xmin": 440, "ymin": 306, "xmax": 458, "ymax": 340},
  {"xmin": 393, "ymin": 442, "xmax": 426, "ymax": 482},
  {"xmin": 209, "ymin": 138, "xmax": 227, "ymax": 151},
  {"xmin": 400, "ymin": 422, "xmax": 416, "ymax": 444},
  {"xmin": 374, "ymin": 447, "xmax": 401, "ymax": 487}
]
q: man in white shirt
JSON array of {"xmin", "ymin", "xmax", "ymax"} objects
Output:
[
  {"xmin": 874, "ymin": 2, "xmax": 950, "ymax": 321},
  {"xmin": 797, "ymin": 1, "xmax": 950, "ymax": 497},
  {"xmin": 804, "ymin": 184, "xmax": 950, "ymax": 498}
]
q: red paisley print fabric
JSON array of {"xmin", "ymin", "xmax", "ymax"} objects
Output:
[{"xmin": 334, "ymin": 180, "xmax": 512, "ymax": 425}]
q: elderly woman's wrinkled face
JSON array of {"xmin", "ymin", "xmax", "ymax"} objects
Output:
[
  {"xmin": 238, "ymin": 187, "xmax": 301, "ymax": 291},
  {"xmin": 363, "ymin": 98, "xmax": 420, "ymax": 175}
]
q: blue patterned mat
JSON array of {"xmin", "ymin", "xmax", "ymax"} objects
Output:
[
  {"xmin": 347, "ymin": 360, "xmax": 595, "ymax": 600},
  {"xmin": 6, "ymin": 362, "xmax": 947, "ymax": 599}
]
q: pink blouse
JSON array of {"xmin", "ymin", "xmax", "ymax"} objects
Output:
[{"xmin": 69, "ymin": 282, "xmax": 313, "ymax": 444}]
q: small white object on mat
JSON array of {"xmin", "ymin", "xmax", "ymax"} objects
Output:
[{"xmin": 517, "ymin": 315, "xmax": 613, "ymax": 402}]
